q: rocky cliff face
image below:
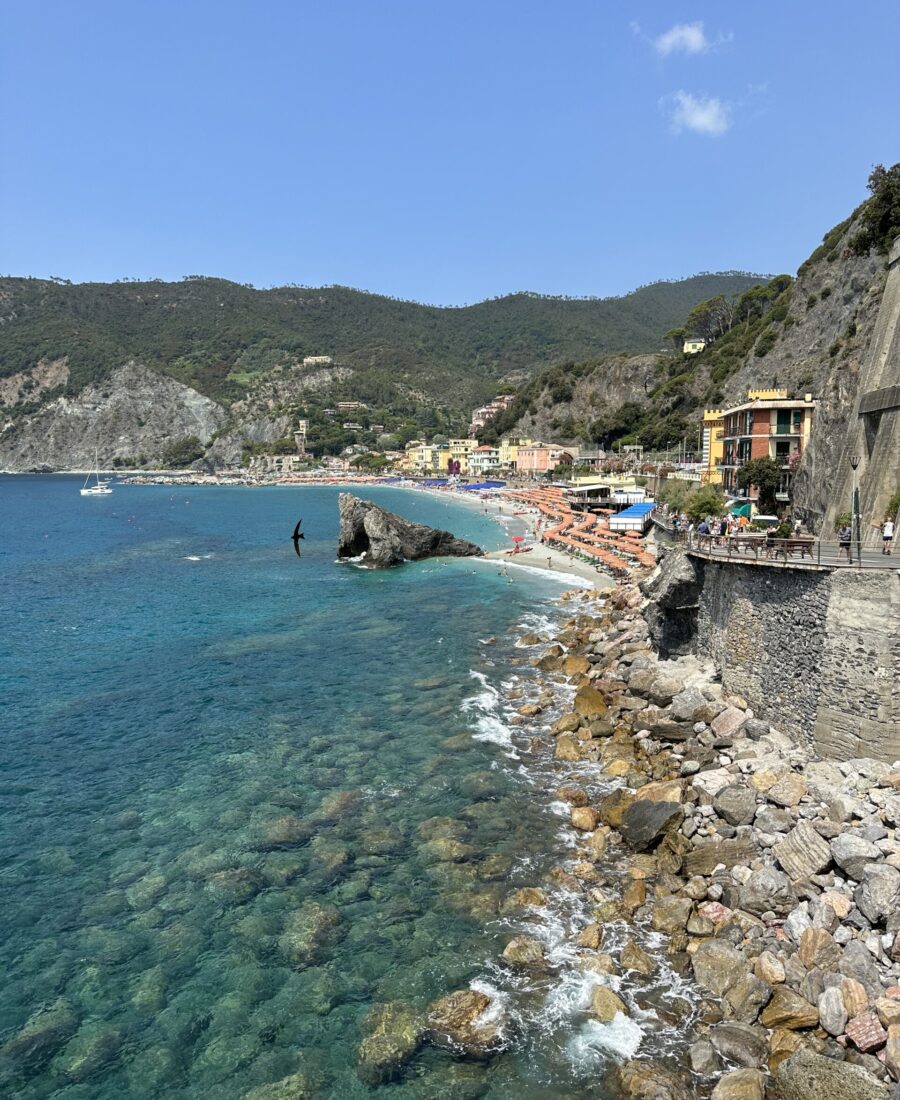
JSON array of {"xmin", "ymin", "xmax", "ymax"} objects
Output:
[
  {"xmin": 0, "ymin": 362, "xmax": 225, "ymax": 470},
  {"xmin": 511, "ymin": 355, "xmax": 658, "ymax": 443},
  {"xmin": 337, "ymin": 494, "xmax": 483, "ymax": 567},
  {"xmin": 716, "ymin": 223, "xmax": 887, "ymax": 533}
]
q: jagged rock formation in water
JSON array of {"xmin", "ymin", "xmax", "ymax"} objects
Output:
[{"xmin": 337, "ymin": 494, "xmax": 483, "ymax": 567}]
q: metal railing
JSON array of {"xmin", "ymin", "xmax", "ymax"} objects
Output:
[{"xmin": 687, "ymin": 533, "xmax": 896, "ymax": 570}]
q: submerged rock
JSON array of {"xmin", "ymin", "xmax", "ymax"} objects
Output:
[
  {"xmin": 337, "ymin": 494, "xmax": 483, "ymax": 567},
  {"xmin": 426, "ymin": 989, "xmax": 505, "ymax": 1057},
  {"xmin": 278, "ymin": 902, "xmax": 344, "ymax": 968},
  {"xmin": 241, "ymin": 1071, "xmax": 312, "ymax": 1100},
  {"xmin": 356, "ymin": 1002, "xmax": 424, "ymax": 1086},
  {"xmin": 0, "ymin": 998, "xmax": 78, "ymax": 1072}
]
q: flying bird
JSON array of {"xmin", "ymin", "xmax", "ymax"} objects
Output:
[{"xmin": 291, "ymin": 519, "xmax": 305, "ymax": 558}]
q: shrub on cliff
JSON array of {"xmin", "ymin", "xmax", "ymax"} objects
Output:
[
  {"xmin": 850, "ymin": 162, "xmax": 900, "ymax": 255},
  {"xmin": 161, "ymin": 435, "xmax": 205, "ymax": 467}
]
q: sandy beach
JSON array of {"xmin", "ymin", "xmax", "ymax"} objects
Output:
[{"xmin": 415, "ymin": 485, "xmax": 617, "ymax": 589}]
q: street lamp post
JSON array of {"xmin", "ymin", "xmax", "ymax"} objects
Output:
[{"xmin": 850, "ymin": 455, "xmax": 861, "ymax": 566}]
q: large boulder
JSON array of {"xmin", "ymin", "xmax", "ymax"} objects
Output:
[
  {"xmin": 640, "ymin": 550, "xmax": 703, "ymax": 657},
  {"xmin": 738, "ymin": 867, "xmax": 797, "ymax": 917},
  {"xmin": 692, "ymin": 940, "xmax": 746, "ymax": 997},
  {"xmin": 855, "ymin": 863, "xmax": 900, "ymax": 923},
  {"xmin": 619, "ymin": 801, "xmax": 684, "ymax": 851},
  {"xmin": 714, "ymin": 785, "xmax": 758, "ymax": 827},
  {"xmin": 831, "ymin": 834, "xmax": 884, "ymax": 881},
  {"xmin": 774, "ymin": 1048, "xmax": 891, "ymax": 1100},
  {"xmin": 337, "ymin": 494, "xmax": 483, "ymax": 567}
]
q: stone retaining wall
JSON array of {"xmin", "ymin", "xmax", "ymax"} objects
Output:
[
  {"xmin": 645, "ymin": 550, "xmax": 900, "ymax": 761},
  {"xmin": 696, "ymin": 561, "xmax": 900, "ymax": 760}
]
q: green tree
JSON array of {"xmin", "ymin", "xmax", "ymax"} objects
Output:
[
  {"xmin": 657, "ymin": 479, "xmax": 691, "ymax": 512},
  {"xmin": 850, "ymin": 162, "xmax": 900, "ymax": 255},
  {"xmin": 161, "ymin": 435, "xmax": 204, "ymax": 467},
  {"xmin": 737, "ymin": 456, "xmax": 783, "ymax": 514},
  {"xmin": 685, "ymin": 484, "xmax": 726, "ymax": 523}
]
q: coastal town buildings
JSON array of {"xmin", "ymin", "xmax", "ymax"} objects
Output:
[
  {"xmin": 468, "ymin": 444, "xmax": 500, "ymax": 476},
  {"xmin": 516, "ymin": 442, "xmax": 574, "ymax": 476},
  {"xmin": 497, "ymin": 436, "xmax": 532, "ymax": 470},
  {"xmin": 719, "ymin": 389, "xmax": 816, "ymax": 505},
  {"xmin": 336, "ymin": 401, "xmax": 368, "ymax": 412},
  {"xmin": 469, "ymin": 394, "xmax": 515, "ymax": 436},
  {"xmin": 700, "ymin": 409, "xmax": 725, "ymax": 485},
  {"xmin": 294, "ymin": 420, "xmax": 309, "ymax": 456},
  {"xmin": 449, "ymin": 438, "xmax": 477, "ymax": 475}
]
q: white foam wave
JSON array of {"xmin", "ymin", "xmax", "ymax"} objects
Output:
[
  {"xmin": 502, "ymin": 560, "xmax": 590, "ymax": 587},
  {"xmin": 471, "ymin": 715, "xmax": 513, "ymax": 748},
  {"xmin": 566, "ymin": 1015, "xmax": 644, "ymax": 1066},
  {"xmin": 469, "ymin": 979, "xmax": 511, "ymax": 1031},
  {"xmin": 517, "ymin": 612, "xmax": 557, "ymax": 636}
]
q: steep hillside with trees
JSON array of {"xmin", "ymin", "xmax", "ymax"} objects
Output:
[
  {"xmin": 0, "ymin": 270, "xmax": 764, "ymax": 469},
  {"xmin": 487, "ymin": 163, "xmax": 900, "ymax": 502}
]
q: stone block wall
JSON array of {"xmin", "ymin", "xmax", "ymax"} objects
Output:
[
  {"xmin": 696, "ymin": 561, "xmax": 830, "ymax": 744},
  {"xmin": 690, "ymin": 558, "xmax": 900, "ymax": 760}
]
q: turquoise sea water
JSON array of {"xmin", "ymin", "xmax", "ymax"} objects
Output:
[{"xmin": 1, "ymin": 476, "xmax": 652, "ymax": 1099}]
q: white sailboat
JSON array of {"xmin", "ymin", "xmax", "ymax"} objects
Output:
[{"xmin": 80, "ymin": 454, "xmax": 113, "ymax": 496}]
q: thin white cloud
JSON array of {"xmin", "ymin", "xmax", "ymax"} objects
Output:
[
  {"xmin": 667, "ymin": 91, "xmax": 731, "ymax": 136},
  {"xmin": 654, "ymin": 21, "xmax": 709, "ymax": 56}
]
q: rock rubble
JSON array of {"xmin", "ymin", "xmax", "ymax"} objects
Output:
[{"xmin": 499, "ymin": 573, "xmax": 900, "ymax": 1097}]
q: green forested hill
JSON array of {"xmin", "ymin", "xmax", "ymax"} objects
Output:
[{"xmin": 0, "ymin": 272, "xmax": 766, "ymax": 413}]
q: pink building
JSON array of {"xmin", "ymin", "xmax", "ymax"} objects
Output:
[
  {"xmin": 516, "ymin": 443, "xmax": 573, "ymax": 476},
  {"xmin": 468, "ymin": 394, "xmax": 515, "ymax": 436}
]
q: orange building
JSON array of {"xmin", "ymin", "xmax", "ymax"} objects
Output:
[{"xmin": 719, "ymin": 390, "xmax": 816, "ymax": 506}]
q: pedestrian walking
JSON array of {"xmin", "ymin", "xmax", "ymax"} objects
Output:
[
  {"xmin": 838, "ymin": 523, "xmax": 852, "ymax": 562},
  {"xmin": 882, "ymin": 517, "xmax": 895, "ymax": 555}
]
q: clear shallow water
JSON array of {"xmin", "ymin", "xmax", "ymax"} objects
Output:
[{"xmin": 0, "ymin": 477, "xmax": 636, "ymax": 1099}]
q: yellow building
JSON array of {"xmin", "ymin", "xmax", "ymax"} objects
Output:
[
  {"xmin": 399, "ymin": 440, "xmax": 423, "ymax": 472},
  {"xmin": 683, "ymin": 337, "xmax": 707, "ymax": 355},
  {"xmin": 701, "ymin": 409, "xmax": 725, "ymax": 485},
  {"xmin": 448, "ymin": 438, "xmax": 477, "ymax": 474},
  {"xmin": 498, "ymin": 436, "xmax": 532, "ymax": 470}
]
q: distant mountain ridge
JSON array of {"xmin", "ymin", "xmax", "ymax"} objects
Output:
[
  {"xmin": 0, "ymin": 270, "xmax": 766, "ymax": 470},
  {"xmin": 0, "ymin": 272, "xmax": 767, "ymax": 409}
]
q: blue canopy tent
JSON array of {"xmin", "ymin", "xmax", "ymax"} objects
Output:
[{"xmin": 608, "ymin": 502, "xmax": 654, "ymax": 533}]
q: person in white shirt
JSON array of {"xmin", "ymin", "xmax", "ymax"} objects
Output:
[{"xmin": 882, "ymin": 518, "xmax": 895, "ymax": 555}]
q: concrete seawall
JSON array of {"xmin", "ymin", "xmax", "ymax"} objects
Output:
[{"xmin": 644, "ymin": 550, "xmax": 900, "ymax": 761}]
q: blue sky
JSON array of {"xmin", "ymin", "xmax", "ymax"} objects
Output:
[{"xmin": 2, "ymin": 1, "xmax": 898, "ymax": 304}]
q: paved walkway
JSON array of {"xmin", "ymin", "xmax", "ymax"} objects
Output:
[{"xmin": 687, "ymin": 537, "xmax": 898, "ymax": 571}]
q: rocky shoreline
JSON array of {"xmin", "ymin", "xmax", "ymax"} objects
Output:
[{"xmin": 354, "ymin": 566, "xmax": 900, "ymax": 1098}]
